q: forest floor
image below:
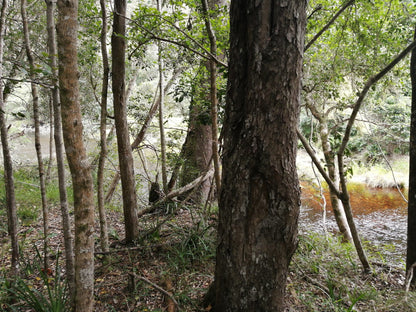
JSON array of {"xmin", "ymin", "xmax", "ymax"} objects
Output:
[
  {"xmin": 0, "ymin": 151, "xmax": 413, "ymax": 311},
  {"xmin": 1, "ymin": 186, "xmax": 415, "ymax": 312}
]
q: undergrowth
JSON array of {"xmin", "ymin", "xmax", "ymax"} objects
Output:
[{"xmin": 290, "ymin": 232, "xmax": 416, "ymax": 311}]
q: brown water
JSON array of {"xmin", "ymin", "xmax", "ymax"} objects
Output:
[{"xmin": 300, "ymin": 181, "xmax": 408, "ymax": 260}]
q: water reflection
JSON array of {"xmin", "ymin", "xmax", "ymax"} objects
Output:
[{"xmin": 299, "ymin": 204, "xmax": 407, "ymax": 260}]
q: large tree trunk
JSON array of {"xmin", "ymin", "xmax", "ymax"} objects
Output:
[
  {"xmin": 56, "ymin": 0, "xmax": 95, "ymax": 310},
  {"xmin": 112, "ymin": 0, "xmax": 140, "ymax": 243},
  {"xmin": 0, "ymin": 0, "xmax": 19, "ymax": 277},
  {"xmin": 180, "ymin": 84, "xmax": 213, "ymax": 203},
  {"xmin": 97, "ymin": 0, "xmax": 109, "ymax": 253},
  {"xmin": 21, "ymin": 0, "xmax": 49, "ymax": 270},
  {"xmin": 407, "ymin": 24, "xmax": 416, "ymax": 284},
  {"xmin": 179, "ymin": 0, "xmax": 224, "ymax": 205},
  {"xmin": 45, "ymin": 0, "xmax": 75, "ymax": 301},
  {"xmin": 213, "ymin": 1, "xmax": 306, "ymax": 311}
]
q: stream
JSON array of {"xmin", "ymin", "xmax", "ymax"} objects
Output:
[
  {"xmin": 4, "ymin": 130, "xmax": 410, "ymax": 262},
  {"xmin": 299, "ymin": 201, "xmax": 407, "ymax": 261}
]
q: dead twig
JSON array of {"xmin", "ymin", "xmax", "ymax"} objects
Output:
[{"xmin": 129, "ymin": 273, "xmax": 180, "ymax": 311}]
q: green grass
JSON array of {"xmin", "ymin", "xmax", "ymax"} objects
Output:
[
  {"xmin": 290, "ymin": 232, "xmax": 416, "ymax": 311},
  {"xmin": 0, "ymin": 167, "xmax": 74, "ymax": 225}
]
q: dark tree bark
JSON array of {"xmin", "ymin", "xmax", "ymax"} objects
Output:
[
  {"xmin": 407, "ymin": 24, "xmax": 416, "ymax": 284},
  {"xmin": 213, "ymin": 1, "xmax": 307, "ymax": 311},
  {"xmin": 112, "ymin": 0, "xmax": 140, "ymax": 243},
  {"xmin": 56, "ymin": 0, "xmax": 95, "ymax": 310},
  {"xmin": 0, "ymin": 0, "xmax": 19, "ymax": 277},
  {"xmin": 45, "ymin": 0, "xmax": 75, "ymax": 300}
]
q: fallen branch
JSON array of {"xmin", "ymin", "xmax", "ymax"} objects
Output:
[
  {"xmin": 137, "ymin": 168, "xmax": 214, "ymax": 218},
  {"xmin": 129, "ymin": 273, "xmax": 180, "ymax": 311}
]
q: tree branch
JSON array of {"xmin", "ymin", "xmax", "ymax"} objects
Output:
[
  {"xmin": 305, "ymin": 0, "xmax": 355, "ymax": 52},
  {"xmin": 338, "ymin": 38, "xmax": 416, "ymax": 157}
]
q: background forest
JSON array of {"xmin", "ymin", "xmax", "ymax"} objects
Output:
[{"xmin": 0, "ymin": 0, "xmax": 415, "ymax": 311}]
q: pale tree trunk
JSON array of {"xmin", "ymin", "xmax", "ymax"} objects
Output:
[
  {"xmin": 319, "ymin": 122, "xmax": 352, "ymax": 242},
  {"xmin": 157, "ymin": 0, "xmax": 167, "ymax": 193},
  {"xmin": 56, "ymin": 0, "xmax": 95, "ymax": 310},
  {"xmin": 0, "ymin": 0, "xmax": 19, "ymax": 277},
  {"xmin": 45, "ymin": 0, "xmax": 75, "ymax": 301},
  {"xmin": 158, "ymin": 40, "xmax": 167, "ymax": 194},
  {"xmin": 112, "ymin": 0, "xmax": 140, "ymax": 243},
  {"xmin": 97, "ymin": 0, "xmax": 109, "ymax": 253},
  {"xmin": 46, "ymin": 95, "xmax": 53, "ymax": 183},
  {"xmin": 213, "ymin": 1, "xmax": 306, "ymax": 311},
  {"xmin": 21, "ymin": 0, "xmax": 49, "ymax": 270},
  {"xmin": 305, "ymin": 102, "xmax": 352, "ymax": 242}
]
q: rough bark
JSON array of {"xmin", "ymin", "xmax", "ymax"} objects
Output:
[
  {"xmin": 56, "ymin": 0, "xmax": 95, "ymax": 310},
  {"xmin": 112, "ymin": 0, "xmax": 140, "ymax": 243},
  {"xmin": 0, "ymin": 0, "xmax": 19, "ymax": 277},
  {"xmin": 407, "ymin": 24, "xmax": 416, "ymax": 284},
  {"xmin": 21, "ymin": 0, "xmax": 49, "ymax": 270},
  {"xmin": 179, "ymin": 0, "xmax": 224, "ymax": 204},
  {"xmin": 180, "ymin": 87, "xmax": 213, "ymax": 203},
  {"xmin": 213, "ymin": 1, "xmax": 306, "ymax": 311},
  {"xmin": 97, "ymin": 0, "xmax": 109, "ymax": 253},
  {"xmin": 45, "ymin": 0, "xmax": 75, "ymax": 300}
]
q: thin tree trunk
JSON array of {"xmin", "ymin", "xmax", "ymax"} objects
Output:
[
  {"xmin": 407, "ymin": 24, "xmax": 416, "ymax": 286},
  {"xmin": 45, "ymin": 0, "xmax": 75, "ymax": 301},
  {"xmin": 318, "ymin": 119, "xmax": 351, "ymax": 242},
  {"xmin": 112, "ymin": 0, "xmax": 140, "ymax": 243},
  {"xmin": 21, "ymin": 0, "xmax": 49, "ymax": 270},
  {"xmin": 97, "ymin": 0, "xmax": 109, "ymax": 253},
  {"xmin": 46, "ymin": 95, "xmax": 53, "ymax": 183},
  {"xmin": 0, "ymin": 0, "xmax": 19, "ymax": 277},
  {"xmin": 201, "ymin": 0, "xmax": 221, "ymax": 192},
  {"xmin": 105, "ymin": 67, "xmax": 183, "ymax": 203},
  {"xmin": 157, "ymin": 0, "xmax": 167, "ymax": 193},
  {"xmin": 57, "ymin": 0, "xmax": 95, "ymax": 310}
]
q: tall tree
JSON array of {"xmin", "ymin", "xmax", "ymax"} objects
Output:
[
  {"xmin": 45, "ymin": 0, "xmax": 75, "ymax": 300},
  {"xmin": 213, "ymin": 1, "xmax": 307, "ymax": 311},
  {"xmin": 21, "ymin": 0, "xmax": 49, "ymax": 270},
  {"xmin": 0, "ymin": 0, "xmax": 19, "ymax": 277},
  {"xmin": 157, "ymin": 0, "xmax": 168, "ymax": 193},
  {"xmin": 97, "ymin": 0, "xmax": 110, "ymax": 253},
  {"xmin": 112, "ymin": 0, "xmax": 140, "ymax": 242},
  {"xmin": 407, "ymin": 24, "xmax": 416, "ymax": 285},
  {"xmin": 56, "ymin": 0, "xmax": 95, "ymax": 310}
]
